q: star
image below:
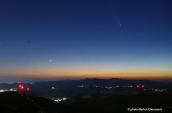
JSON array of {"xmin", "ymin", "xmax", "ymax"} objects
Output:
[{"xmin": 50, "ymin": 60, "xmax": 51, "ymax": 61}]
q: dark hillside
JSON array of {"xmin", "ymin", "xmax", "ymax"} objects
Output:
[
  {"xmin": 0, "ymin": 90, "xmax": 172, "ymax": 113},
  {"xmin": 0, "ymin": 92, "xmax": 72, "ymax": 113},
  {"xmin": 70, "ymin": 90, "xmax": 172, "ymax": 113}
]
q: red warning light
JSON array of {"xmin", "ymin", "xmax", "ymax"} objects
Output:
[
  {"xmin": 27, "ymin": 88, "xmax": 30, "ymax": 91},
  {"xmin": 142, "ymin": 85, "xmax": 144, "ymax": 88},
  {"xmin": 137, "ymin": 85, "xmax": 139, "ymax": 88},
  {"xmin": 21, "ymin": 86, "xmax": 24, "ymax": 89},
  {"xmin": 19, "ymin": 84, "xmax": 22, "ymax": 88}
]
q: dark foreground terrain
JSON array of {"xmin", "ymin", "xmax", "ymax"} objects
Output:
[{"xmin": 0, "ymin": 90, "xmax": 172, "ymax": 113}]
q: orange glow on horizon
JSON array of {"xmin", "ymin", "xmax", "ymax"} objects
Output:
[{"xmin": 1, "ymin": 71, "xmax": 172, "ymax": 81}]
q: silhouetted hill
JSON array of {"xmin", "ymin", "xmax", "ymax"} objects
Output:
[
  {"xmin": 0, "ymin": 92, "xmax": 72, "ymax": 113},
  {"xmin": 1, "ymin": 91, "xmax": 172, "ymax": 113},
  {"xmin": 1, "ymin": 78, "xmax": 172, "ymax": 90},
  {"xmin": 22, "ymin": 78, "xmax": 172, "ymax": 91},
  {"xmin": 70, "ymin": 90, "xmax": 172, "ymax": 113}
]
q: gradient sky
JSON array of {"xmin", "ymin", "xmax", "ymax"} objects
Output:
[{"xmin": 0, "ymin": 0, "xmax": 172, "ymax": 82}]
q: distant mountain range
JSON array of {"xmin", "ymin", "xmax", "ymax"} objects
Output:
[
  {"xmin": 1, "ymin": 78, "xmax": 171, "ymax": 88},
  {"xmin": 0, "ymin": 78, "xmax": 172, "ymax": 100}
]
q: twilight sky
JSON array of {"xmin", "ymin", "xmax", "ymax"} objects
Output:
[{"xmin": 0, "ymin": 0, "xmax": 172, "ymax": 82}]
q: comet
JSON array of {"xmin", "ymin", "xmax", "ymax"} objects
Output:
[
  {"xmin": 115, "ymin": 15, "xmax": 121, "ymax": 26},
  {"xmin": 107, "ymin": 0, "xmax": 121, "ymax": 27}
]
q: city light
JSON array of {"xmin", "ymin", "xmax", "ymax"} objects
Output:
[{"xmin": 53, "ymin": 98, "xmax": 67, "ymax": 102}]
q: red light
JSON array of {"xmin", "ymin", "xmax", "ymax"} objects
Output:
[
  {"xmin": 21, "ymin": 86, "xmax": 24, "ymax": 89},
  {"xmin": 137, "ymin": 85, "xmax": 139, "ymax": 88},
  {"xmin": 27, "ymin": 88, "xmax": 30, "ymax": 91},
  {"xmin": 142, "ymin": 85, "xmax": 144, "ymax": 88},
  {"xmin": 19, "ymin": 85, "xmax": 22, "ymax": 88}
]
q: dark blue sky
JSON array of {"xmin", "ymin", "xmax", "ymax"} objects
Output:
[{"xmin": 0, "ymin": 0, "xmax": 172, "ymax": 83}]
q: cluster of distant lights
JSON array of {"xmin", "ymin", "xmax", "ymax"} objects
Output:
[
  {"xmin": 78, "ymin": 85, "xmax": 133, "ymax": 88},
  {"xmin": 144, "ymin": 88, "xmax": 166, "ymax": 92},
  {"xmin": 0, "ymin": 84, "xmax": 30, "ymax": 93},
  {"xmin": 0, "ymin": 88, "xmax": 17, "ymax": 92},
  {"xmin": 51, "ymin": 87, "xmax": 67, "ymax": 102},
  {"xmin": 53, "ymin": 98, "xmax": 67, "ymax": 102}
]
